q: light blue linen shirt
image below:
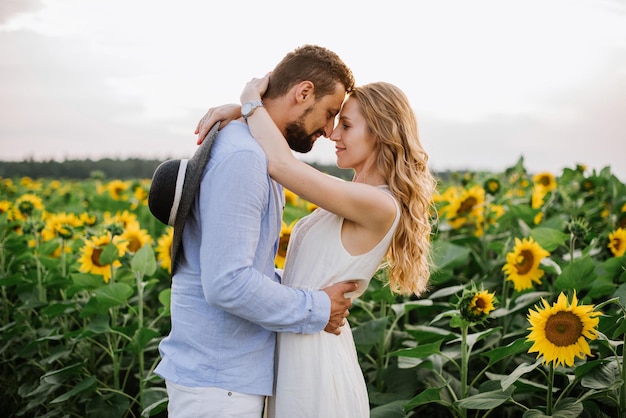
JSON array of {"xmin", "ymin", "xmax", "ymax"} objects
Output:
[{"xmin": 155, "ymin": 121, "xmax": 331, "ymax": 396}]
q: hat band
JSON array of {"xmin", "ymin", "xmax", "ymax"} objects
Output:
[{"xmin": 169, "ymin": 159, "xmax": 189, "ymax": 226}]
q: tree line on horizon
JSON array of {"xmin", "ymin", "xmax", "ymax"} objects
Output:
[
  {"xmin": 0, "ymin": 158, "xmax": 456, "ymax": 182},
  {"xmin": 0, "ymin": 158, "xmax": 358, "ymax": 181}
]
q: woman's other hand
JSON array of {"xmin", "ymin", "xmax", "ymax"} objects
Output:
[{"xmin": 195, "ymin": 104, "xmax": 241, "ymax": 145}]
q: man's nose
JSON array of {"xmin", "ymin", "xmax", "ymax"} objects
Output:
[
  {"xmin": 327, "ymin": 125, "xmax": 340, "ymax": 141},
  {"xmin": 324, "ymin": 119, "xmax": 335, "ymax": 137}
]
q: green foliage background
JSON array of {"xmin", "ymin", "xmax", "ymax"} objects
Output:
[{"xmin": 1, "ymin": 158, "xmax": 625, "ymax": 417}]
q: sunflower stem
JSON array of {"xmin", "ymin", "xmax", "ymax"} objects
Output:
[
  {"xmin": 108, "ymin": 264, "xmax": 121, "ymax": 391},
  {"xmin": 460, "ymin": 323, "xmax": 469, "ymax": 418},
  {"xmin": 546, "ymin": 363, "xmax": 554, "ymax": 415},
  {"xmin": 135, "ymin": 269, "xmax": 146, "ymax": 409},
  {"xmin": 621, "ymin": 330, "xmax": 626, "ymax": 414}
]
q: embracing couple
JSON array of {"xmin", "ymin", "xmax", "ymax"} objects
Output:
[{"xmin": 149, "ymin": 44, "xmax": 436, "ymax": 418}]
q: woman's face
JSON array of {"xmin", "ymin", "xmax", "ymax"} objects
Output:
[{"xmin": 328, "ymin": 97, "xmax": 377, "ymax": 171}]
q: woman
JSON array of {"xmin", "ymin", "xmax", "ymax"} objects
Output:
[{"xmin": 200, "ymin": 74, "xmax": 436, "ymax": 417}]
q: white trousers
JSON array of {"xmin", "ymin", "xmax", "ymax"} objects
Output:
[{"xmin": 166, "ymin": 381, "xmax": 265, "ymax": 418}]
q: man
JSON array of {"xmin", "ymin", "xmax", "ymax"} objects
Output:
[{"xmin": 154, "ymin": 45, "xmax": 357, "ymax": 417}]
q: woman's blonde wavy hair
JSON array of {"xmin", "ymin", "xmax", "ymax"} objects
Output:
[{"xmin": 350, "ymin": 82, "xmax": 437, "ymax": 296}]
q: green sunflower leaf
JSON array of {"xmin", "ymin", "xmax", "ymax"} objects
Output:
[
  {"xmin": 388, "ymin": 340, "xmax": 443, "ymax": 359},
  {"xmin": 555, "ymin": 257, "xmax": 596, "ymax": 292},
  {"xmin": 94, "ymin": 282, "xmax": 133, "ymax": 308},
  {"xmin": 482, "ymin": 338, "xmax": 532, "ymax": 366},
  {"xmin": 131, "ymin": 244, "xmax": 157, "ymax": 276},
  {"xmin": 530, "ymin": 227, "xmax": 569, "ymax": 252},
  {"xmin": 454, "ymin": 386, "xmax": 514, "ymax": 409},
  {"xmin": 370, "ymin": 400, "xmax": 409, "ymax": 418},
  {"xmin": 403, "ymin": 386, "xmax": 446, "ymax": 410},
  {"xmin": 99, "ymin": 242, "xmax": 120, "ymax": 265},
  {"xmin": 50, "ymin": 375, "xmax": 96, "ymax": 404},
  {"xmin": 502, "ymin": 360, "xmax": 542, "ymax": 390},
  {"xmin": 432, "ymin": 241, "xmax": 471, "ymax": 269},
  {"xmin": 353, "ymin": 317, "xmax": 389, "ymax": 354}
]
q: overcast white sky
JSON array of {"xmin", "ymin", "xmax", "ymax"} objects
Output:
[{"xmin": 1, "ymin": 0, "xmax": 625, "ymax": 180}]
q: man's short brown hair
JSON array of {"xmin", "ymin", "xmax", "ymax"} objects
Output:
[{"xmin": 265, "ymin": 45, "xmax": 355, "ymax": 100}]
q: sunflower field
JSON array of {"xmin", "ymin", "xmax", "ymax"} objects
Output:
[{"xmin": 1, "ymin": 158, "xmax": 625, "ymax": 418}]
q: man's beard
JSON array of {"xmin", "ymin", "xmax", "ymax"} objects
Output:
[
  {"xmin": 284, "ymin": 107, "xmax": 323, "ymax": 153},
  {"xmin": 284, "ymin": 122, "xmax": 319, "ymax": 153}
]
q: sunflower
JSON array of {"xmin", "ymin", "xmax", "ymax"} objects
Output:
[
  {"xmin": 275, "ymin": 220, "xmax": 296, "ymax": 269},
  {"xmin": 444, "ymin": 185, "xmax": 485, "ymax": 230},
  {"xmin": 458, "ymin": 287, "xmax": 497, "ymax": 324},
  {"xmin": 156, "ymin": 227, "xmax": 174, "ymax": 272},
  {"xmin": 78, "ymin": 233, "xmax": 128, "ymax": 283},
  {"xmin": 131, "ymin": 185, "xmax": 149, "ymax": 209},
  {"xmin": 608, "ymin": 228, "xmax": 626, "ymax": 257},
  {"xmin": 41, "ymin": 212, "xmax": 82, "ymax": 241},
  {"xmin": 486, "ymin": 204, "xmax": 505, "ymax": 225},
  {"xmin": 20, "ymin": 177, "xmax": 43, "ymax": 191},
  {"xmin": 502, "ymin": 237, "xmax": 550, "ymax": 291},
  {"xmin": 284, "ymin": 188, "xmax": 299, "ymax": 206},
  {"xmin": 20, "ymin": 177, "xmax": 34, "ymax": 187},
  {"xmin": 14, "ymin": 193, "xmax": 45, "ymax": 219},
  {"xmin": 433, "ymin": 185, "xmax": 459, "ymax": 206},
  {"xmin": 483, "ymin": 178, "xmax": 501, "ymax": 195},
  {"xmin": 104, "ymin": 210, "xmax": 139, "ymax": 231},
  {"xmin": 531, "ymin": 185, "xmax": 548, "ymax": 209},
  {"xmin": 532, "ymin": 172, "xmax": 557, "ymax": 192},
  {"xmin": 80, "ymin": 212, "xmax": 97, "ymax": 227},
  {"xmin": 0, "ymin": 200, "xmax": 11, "ymax": 216},
  {"xmin": 120, "ymin": 222, "xmax": 152, "ymax": 253},
  {"xmin": 106, "ymin": 180, "xmax": 131, "ymax": 201},
  {"xmin": 567, "ymin": 217, "xmax": 590, "ymax": 243},
  {"xmin": 527, "ymin": 291, "xmax": 600, "ymax": 367},
  {"xmin": 1, "ymin": 178, "xmax": 16, "ymax": 195}
]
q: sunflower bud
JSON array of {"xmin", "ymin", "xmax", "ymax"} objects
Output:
[
  {"xmin": 23, "ymin": 219, "xmax": 45, "ymax": 235},
  {"xmin": 567, "ymin": 217, "xmax": 590, "ymax": 243},
  {"xmin": 457, "ymin": 286, "xmax": 497, "ymax": 325},
  {"xmin": 18, "ymin": 200, "xmax": 35, "ymax": 216},
  {"xmin": 55, "ymin": 224, "xmax": 74, "ymax": 240},
  {"xmin": 106, "ymin": 222, "xmax": 124, "ymax": 237},
  {"xmin": 483, "ymin": 178, "xmax": 501, "ymax": 196}
]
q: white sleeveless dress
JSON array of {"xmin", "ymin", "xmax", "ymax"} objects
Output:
[{"xmin": 266, "ymin": 188, "xmax": 400, "ymax": 418}]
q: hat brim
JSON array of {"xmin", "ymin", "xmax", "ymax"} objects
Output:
[{"xmin": 148, "ymin": 122, "xmax": 220, "ymax": 274}]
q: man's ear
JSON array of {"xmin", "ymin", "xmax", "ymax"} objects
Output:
[{"xmin": 295, "ymin": 81, "xmax": 314, "ymax": 104}]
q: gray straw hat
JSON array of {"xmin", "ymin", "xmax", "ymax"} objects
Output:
[{"xmin": 148, "ymin": 122, "xmax": 220, "ymax": 273}]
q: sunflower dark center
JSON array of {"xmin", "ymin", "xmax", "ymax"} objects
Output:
[
  {"xmin": 544, "ymin": 311, "xmax": 583, "ymax": 347},
  {"xmin": 128, "ymin": 237, "xmax": 141, "ymax": 253},
  {"xmin": 458, "ymin": 197, "xmax": 477, "ymax": 215},
  {"xmin": 91, "ymin": 248, "xmax": 104, "ymax": 267},
  {"xmin": 538, "ymin": 177, "xmax": 551, "ymax": 186},
  {"xmin": 278, "ymin": 234, "xmax": 290, "ymax": 258},
  {"xmin": 19, "ymin": 201, "xmax": 35, "ymax": 215},
  {"xmin": 515, "ymin": 249, "xmax": 534, "ymax": 275}
]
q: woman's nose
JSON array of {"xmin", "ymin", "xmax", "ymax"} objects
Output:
[{"xmin": 328, "ymin": 127, "xmax": 339, "ymax": 142}]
